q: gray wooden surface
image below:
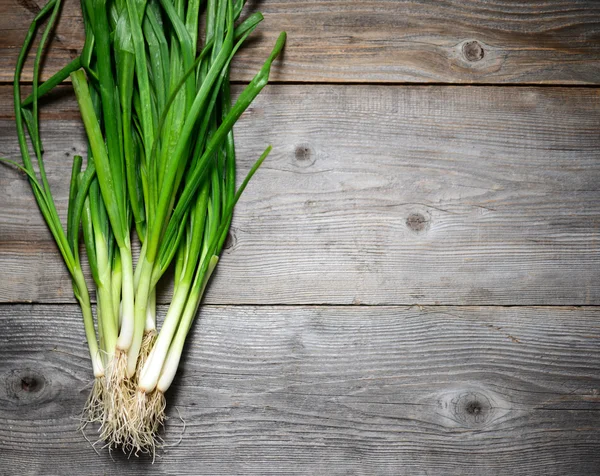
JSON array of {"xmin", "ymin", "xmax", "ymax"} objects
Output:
[
  {"xmin": 1, "ymin": 0, "xmax": 600, "ymax": 474},
  {"xmin": 2, "ymin": 85, "xmax": 599, "ymax": 305},
  {"xmin": 2, "ymin": 0, "xmax": 600, "ymax": 83},
  {"xmin": 1, "ymin": 305, "xmax": 599, "ymax": 475}
]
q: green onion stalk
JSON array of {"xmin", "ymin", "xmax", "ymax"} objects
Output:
[
  {"xmin": 10, "ymin": 0, "xmax": 285, "ymax": 455},
  {"xmin": 6, "ymin": 0, "xmax": 108, "ymax": 422}
]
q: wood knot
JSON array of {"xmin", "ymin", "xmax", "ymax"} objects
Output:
[
  {"xmin": 294, "ymin": 144, "xmax": 316, "ymax": 168},
  {"xmin": 406, "ymin": 213, "xmax": 428, "ymax": 232},
  {"xmin": 452, "ymin": 391, "xmax": 493, "ymax": 427},
  {"xmin": 223, "ymin": 228, "xmax": 237, "ymax": 251},
  {"xmin": 17, "ymin": 0, "xmax": 41, "ymax": 15},
  {"xmin": 6, "ymin": 368, "xmax": 49, "ymax": 404},
  {"xmin": 21, "ymin": 375, "xmax": 41, "ymax": 392},
  {"xmin": 462, "ymin": 41, "xmax": 484, "ymax": 62}
]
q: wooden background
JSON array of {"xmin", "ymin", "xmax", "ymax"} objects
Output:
[{"xmin": 1, "ymin": 0, "xmax": 599, "ymax": 474}]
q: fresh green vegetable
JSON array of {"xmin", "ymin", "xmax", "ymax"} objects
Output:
[{"xmin": 9, "ymin": 0, "xmax": 285, "ymax": 455}]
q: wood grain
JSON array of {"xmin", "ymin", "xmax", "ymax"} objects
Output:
[
  {"xmin": 0, "ymin": 304, "xmax": 598, "ymax": 475},
  {"xmin": 2, "ymin": 84, "xmax": 600, "ymax": 305},
  {"xmin": 3, "ymin": 2, "xmax": 599, "ymax": 473},
  {"xmin": 2, "ymin": 0, "xmax": 600, "ymax": 84}
]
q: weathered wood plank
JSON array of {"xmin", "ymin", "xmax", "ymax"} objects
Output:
[
  {"xmin": 2, "ymin": 84, "xmax": 599, "ymax": 305},
  {"xmin": 2, "ymin": 0, "xmax": 600, "ymax": 84},
  {"xmin": 0, "ymin": 304, "xmax": 598, "ymax": 475}
]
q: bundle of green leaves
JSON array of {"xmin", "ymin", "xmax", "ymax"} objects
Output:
[{"xmin": 10, "ymin": 0, "xmax": 285, "ymax": 455}]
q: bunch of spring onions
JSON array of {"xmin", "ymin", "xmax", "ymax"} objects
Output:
[{"xmin": 10, "ymin": 0, "xmax": 284, "ymax": 454}]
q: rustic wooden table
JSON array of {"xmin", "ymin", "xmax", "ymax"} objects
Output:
[{"xmin": 1, "ymin": 0, "xmax": 599, "ymax": 474}]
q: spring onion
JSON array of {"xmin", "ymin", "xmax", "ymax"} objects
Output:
[{"xmin": 8, "ymin": 0, "xmax": 285, "ymax": 455}]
